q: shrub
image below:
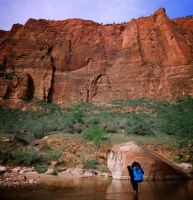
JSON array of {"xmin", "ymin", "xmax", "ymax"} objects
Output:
[
  {"xmin": 118, "ymin": 118, "xmax": 127, "ymax": 129},
  {"xmin": 157, "ymin": 98, "xmax": 193, "ymax": 138},
  {"xmin": 67, "ymin": 156, "xmax": 76, "ymax": 166},
  {"xmin": 12, "ymin": 148, "xmax": 42, "ymax": 166},
  {"xmin": 0, "ymin": 71, "xmax": 19, "ymax": 80},
  {"xmin": 60, "ymin": 117, "xmax": 74, "ymax": 133},
  {"xmin": 52, "ymin": 150, "xmax": 62, "ymax": 161},
  {"xmin": 13, "ymin": 149, "xmax": 23, "ymax": 161},
  {"xmin": 43, "ymin": 149, "xmax": 62, "ymax": 162},
  {"xmin": 73, "ymin": 123, "xmax": 82, "ymax": 134},
  {"xmin": 129, "ymin": 123, "xmax": 154, "ymax": 136},
  {"xmin": 14, "ymin": 132, "xmax": 34, "ymax": 145},
  {"xmin": 34, "ymin": 129, "xmax": 44, "ymax": 139},
  {"xmin": 82, "ymin": 123, "xmax": 107, "ymax": 142},
  {"xmin": 83, "ymin": 159, "xmax": 99, "ymax": 169},
  {"xmin": 35, "ymin": 166, "xmax": 48, "ymax": 173},
  {"xmin": 125, "ymin": 114, "xmax": 155, "ymax": 136},
  {"xmin": 156, "ymin": 97, "xmax": 193, "ymax": 161},
  {"xmin": 84, "ymin": 115, "xmax": 102, "ymax": 126},
  {"xmin": 69, "ymin": 104, "xmax": 85, "ymax": 124},
  {"xmin": 0, "ymin": 149, "xmax": 12, "ymax": 165},
  {"xmin": 105, "ymin": 121, "xmax": 118, "ymax": 133},
  {"xmin": 55, "ymin": 166, "xmax": 66, "ymax": 173},
  {"xmin": 23, "ymin": 149, "xmax": 41, "ymax": 166},
  {"xmin": 50, "ymin": 171, "xmax": 58, "ymax": 176}
]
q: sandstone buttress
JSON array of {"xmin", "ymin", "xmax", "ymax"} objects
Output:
[{"xmin": 0, "ymin": 8, "xmax": 193, "ymax": 107}]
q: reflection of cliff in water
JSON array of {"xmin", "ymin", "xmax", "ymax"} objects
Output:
[
  {"xmin": 106, "ymin": 179, "xmax": 193, "ymax": 200},
  {"xmin": 0, "ymin": 178, "xmax": 193, "ymax": 200}
]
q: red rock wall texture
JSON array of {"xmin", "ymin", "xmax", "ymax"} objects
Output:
[{"xmin": 0, "ymin": 8, "xmax": 193, "ymax": 106}]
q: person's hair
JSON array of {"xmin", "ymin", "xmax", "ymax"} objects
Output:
[{"xmin": 131, "ymin": 161, "xmax": 141, "ymax": 168}]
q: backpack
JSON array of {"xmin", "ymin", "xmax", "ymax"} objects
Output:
[{"xmin": 132, "ymin": 165, "xmax": 143, "ymax": 182}]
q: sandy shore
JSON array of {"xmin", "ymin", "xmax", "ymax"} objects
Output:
[
  {"xmin": 25, "ymin": 171, "xmax": 83, "ymax": 182},
  {"xmin": 0, "ymin": 169, "xmax": 110, "ymax": 187}
]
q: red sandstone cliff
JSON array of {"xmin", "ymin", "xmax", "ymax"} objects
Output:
[{"xmin": 0, "ymin": 8, "xmax": 193, "ymax": 107}]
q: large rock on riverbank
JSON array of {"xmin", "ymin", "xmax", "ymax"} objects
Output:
[{"xmin": 107, "ymin": 142, "xmax": 192, "ymax": 180}]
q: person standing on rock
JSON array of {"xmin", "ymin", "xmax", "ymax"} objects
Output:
[{"xmin": 127, "ymin": 161, "xmax": 144, "ymax": 194}]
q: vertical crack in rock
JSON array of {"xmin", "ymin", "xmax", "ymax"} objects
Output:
[
  {"xmin": 47, "ymin": 56, "xmax": 56, "ymax": 103},
  {"xmin": 2, "ymin": 56, "xmax": 7, "ymax": 69},
  {"xmin": 134, "ymin": 20, "xmax": 146, "ymax": 63},
  {"xmin": 68, "ymin": 40, "xmax": 72, "ymax": 52},
  {"xmin": 24, "ymin": 74, "xmax": 35, "ymax": 100},
  {"xmin": 89, "ymin": 74, "xmax": 103, "ymax": 101},
  {"xmin": 40, "ymin": 44, "xmax": 55, "ymax": 102}
]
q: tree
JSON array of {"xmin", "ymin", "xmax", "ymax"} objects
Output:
[
  {"xmin": 70, "ymin": 103, "xmax": 85, "ymax": 124},
  {"xmin": 82, "ymin": 123, "xmax": 109, "ymax": 161}
]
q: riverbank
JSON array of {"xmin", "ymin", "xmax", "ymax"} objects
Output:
[
  {"xmin": 1, "ymin": 161, "xmax": 192, "ymax": 188},
  {"xmin": 0, "ymin": 165, "xmax": 111, "ymax": 187},
  {"xmin": 1, "ymin": 174, "xmax": 193, "ymax": 200}
]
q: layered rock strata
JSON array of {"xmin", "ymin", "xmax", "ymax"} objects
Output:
[{"xmin": 0, "ymin": 8, "xmax": 193, "ymax": 106}]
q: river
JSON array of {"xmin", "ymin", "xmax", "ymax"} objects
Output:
[{"xmin": 0, "ymin": 177, "xmax": 193, "ymax": 200}]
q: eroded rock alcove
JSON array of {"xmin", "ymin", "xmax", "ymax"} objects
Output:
[{"xmin": 107, "ymin": 142, "xmax": 191, "ymax": 180}]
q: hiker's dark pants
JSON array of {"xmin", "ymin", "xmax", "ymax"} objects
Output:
[
  {"xmin": 131, "ymin": 180, "xmax": 138, "ymax": 192},
  {"xmin": 127, "ymin": 165, "xmax": 139, "ymax": 192}
]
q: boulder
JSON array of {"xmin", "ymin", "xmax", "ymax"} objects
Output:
[
  {"xmin": 107, "ymin": 142, "xmax": 192, "ymax": 180},
  {"xmin": 19, "ymin": 167, "xmax": 34, "ymax": 174},
  {"xmin": 67, "ymin": 168, "xmax": 84, "ymax": 176},
  {"xmin": 45, "ymin": 168, "xmax": 55, "ymax": 174},
  {"xmin": 11, "ymin": 167, "xmax": 21, "ymax": 173},
  {"xmin": 83, "ymin": 170, "xmax": 95, "ymax": 177},
  {"xmin": 58, "ymin": 171, "xmax": 72, "ymax": 177},
  {"xmin": 178, "ymin": 163, "xmax": 193, "ymax": 174},
  {"xmin": 0, "ymin": 166, "xmax": 6, "ymax": 173}
]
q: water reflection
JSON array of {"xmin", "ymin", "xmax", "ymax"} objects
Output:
[
  {"xmin": 0, "ymin": 177, "xmax": 193, "ymax": 200},
  {"xmin": 106, "ymin": 179, "xmax": 193, "ymax": 200}
]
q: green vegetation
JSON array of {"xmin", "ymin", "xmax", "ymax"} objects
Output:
[
  {"xmin": 69, "ymin": 103, "xmax": 85, "ymax": 124},
  {"xmin": 0, "ymin": 97, "xmax": 193, "ymax": 169},
  {"xmin": 156, "ymin": 97, "xmax": 193, "ymax": 162},
  {"xmin": 83, "ymin": 159, "xmax": 99, "ymax": 169},
  {"xmin": 49, "ymin": 171, "xmax": 58, "ymax": 176},
  {"xmin": 0, "ymin": 70, "xmax": 20, "ymax": 80},
  {"xmin": 35, "ymin": 166, "xmax": 48, "ymax": 173},
  {"xmin": 0, "ymin": 144, "xmax": 62, "ymax": 167},
  {"xmin": 82, "ymin": 123, "xmax": 109, "ymax": 160}
]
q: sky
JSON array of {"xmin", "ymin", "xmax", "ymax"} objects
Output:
[{"xmin": 0, "ymin": 0, "xmax": 193, "ymax": 31}]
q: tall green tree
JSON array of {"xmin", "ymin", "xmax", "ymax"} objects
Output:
[{"xmin": 82, "ymin": 123, "xmax": 109, "ymax": 161}]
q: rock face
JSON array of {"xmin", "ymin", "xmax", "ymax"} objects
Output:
[
  {"xmin": 107, "ymin": 142, "xmax": 191, "ymax": 180},
  {"xmin": 0, "ymin": 8, "xmax": 193, "ymax": 106}
]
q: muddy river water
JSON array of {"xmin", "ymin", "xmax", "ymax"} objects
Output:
[{"xmin": 0, "ymin": 177, "xmax": 193, "ymax": 200}]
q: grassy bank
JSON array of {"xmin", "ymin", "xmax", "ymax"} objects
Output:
[{"xmin": 0, "ymin": 98, "xmax": 193, "ymax": 172}]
